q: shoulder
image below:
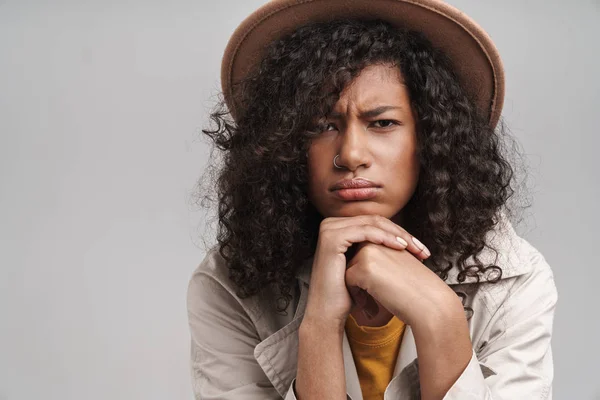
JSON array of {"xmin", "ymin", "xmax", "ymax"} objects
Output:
[
  {"xmin": 463, "ymin": 234, "xmax": 558, "ymax": 340},
  {"xmin": 187, "ymin": 246, "xmax": 232, "ymax": 298},
  {"xmin": 186, "ymin": 246, "xmax": 298, "ymax": 336},
  {"xmin": 499, "ymin": 234, "xmax": 558, "ymax": 317},
  {"xmin": 186, "ymin": 246, "xmax": 261, "ymax": 322},
  {"xmin": 445, "ymin": 211, "xmax": 558, "ymax": 306},
  {"xmin": 511, "ymin": 235, "xmax": 557, "ymax": 293},
  {"xmin": 491, "ymin": 233, "xmax": 557, "ymax": 309}
]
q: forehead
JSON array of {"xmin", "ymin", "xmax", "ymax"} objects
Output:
[{"xmin": 334, "ymin": 63, "xmax": 409, "ymax": 108}]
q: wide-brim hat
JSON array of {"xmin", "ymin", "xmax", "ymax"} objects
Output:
[{"xmin": 220, "ymin": 0, "xmax": 505, "ymax": 129}]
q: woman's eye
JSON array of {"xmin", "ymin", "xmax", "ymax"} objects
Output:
[
  {"xmin": 314, "ymin": 120, "xmax": 398, "ymax": 133},
  {"xmin": 324, "ymin": 122, "xmax": 337, "ymax": 131},
  {"xmin": 372, "ymin": 120, "xmax": 397, "ymax": 128}
]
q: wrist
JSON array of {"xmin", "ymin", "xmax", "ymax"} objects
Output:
[
  {"xmin": 300, "ymin": 313, "xmax": 346, "ymax": 336},
  {"xmin": 411, "ymin": 292, "xmax": 466, "ymax": 334},
  {"xmin": 297, "ymin": 314, "xmax": 346, "ymax": 399}
]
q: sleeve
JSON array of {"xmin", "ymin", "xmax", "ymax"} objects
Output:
[
  {"xmin": 440, "ymin": 251, "xmax": 558, "ymax": 400},
  {"xmin": 186, "ymin": 263, "xmax": 299, "ymax": 400}
]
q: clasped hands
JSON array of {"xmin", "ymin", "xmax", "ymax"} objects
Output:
[{"xmin": 305, "ymin": 215, "xmax": 464, "ymax": 331}]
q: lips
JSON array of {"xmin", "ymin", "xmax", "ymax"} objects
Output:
[
  {"xmin": 332, "ymin": 187, "xmax": 379, "ymax": 201},
  {"xmin": 331, "ymin": 178, "xmax": 380, "ymax": 191}
]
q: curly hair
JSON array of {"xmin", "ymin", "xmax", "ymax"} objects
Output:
[{"xmin": 194, "ymin": 18, "xmax": 530, "ymax": 316}]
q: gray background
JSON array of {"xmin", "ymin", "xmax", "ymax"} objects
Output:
[{"xmin": 0, "ymin": 0, "xmax": 598, "ymax": 399}]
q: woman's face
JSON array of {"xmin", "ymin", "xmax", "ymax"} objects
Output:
[{"xmin": 307, "ymin": 63, "xmax": 420, "ymax": 226}]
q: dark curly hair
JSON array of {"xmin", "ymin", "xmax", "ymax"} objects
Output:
[{"xmin": 193, "ymin": 18, "xmax": 530, "ymax": 316}]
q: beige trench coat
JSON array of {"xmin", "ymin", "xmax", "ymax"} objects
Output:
[{"xmin": 186, "ymin": 213, "xmax": 558, "ymax": 399}]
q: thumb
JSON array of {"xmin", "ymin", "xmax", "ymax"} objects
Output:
[
  {"xmin": 345, "ymin": 262, "xmax": 366, "ymax": 291},
  {"xmin": 346, "ymin": 266, "xmax": 379, "ymax": 318}
]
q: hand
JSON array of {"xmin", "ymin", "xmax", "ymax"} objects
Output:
[
  {"xmin": 302, "ymin": 215, "xmax": 431, "ymax": 331},
  {"xmin": 345, "ymin": 241, "xmax": 460, "ymax": 327}
]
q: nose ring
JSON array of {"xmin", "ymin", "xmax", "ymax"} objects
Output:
[{"xmin": 333, "ymin": 154, "xmax": 342, "ymax": 169}]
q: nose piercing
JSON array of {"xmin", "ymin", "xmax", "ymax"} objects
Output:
[{"xmin": 333, "ymin": 154, "xmax": 342, "ymax": 169}]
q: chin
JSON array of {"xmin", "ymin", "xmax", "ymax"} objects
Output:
[{"xmin": 331, "ymin": 202, "xmax": 394, "ymax": 218}]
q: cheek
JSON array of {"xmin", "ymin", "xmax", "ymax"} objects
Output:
[
  {"xmin": 307, "ymin": 147, "xmax": 328, "ymax": 181},
  {"xmin": 399, "ymin": 134, "xmax": 419, "ymax": 170},
  {"xmin": 389, "ymin": 138, "xmax": 417, "ymax": 164},
  {"xmin": 388, "ymin": 143, "xmax": 420, "ymax": 185},
  {"xmin": 406, "ymin": 153, "xmax": 420, "ymax": 184},
  {"xmin": 306, "ymin": 154, "xmax": 323, "ymax": 192},
  {"xmin": 406, "ymin": 148, "xmax": 420, "ymax": 173}
]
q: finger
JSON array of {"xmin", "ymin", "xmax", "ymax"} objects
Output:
[
  {"xmin": 345, "ymin": 263, "xmax": 376, "ymax": 318},
  {"xmin": 335, "ymin": 224, "xmax": 408, "ymax": 252},
  {"xmin": 326, "ymin": 214, "xmax": 431, "ymax": 259},
  {"xmin": 366, "ymin": 216, "xmax": 431, "ymax": 259},
  {"xmin": 408, "ymin": 235, "xmax": 431, "ymax": 259}
]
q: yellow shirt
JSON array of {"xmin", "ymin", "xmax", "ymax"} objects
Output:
[{"xmin": 345, "ymin": 313, "xmax": 406, "ymax": 400}]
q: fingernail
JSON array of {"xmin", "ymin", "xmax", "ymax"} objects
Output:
[
  {"xmin": 411, "ymin": 236, "xmax": 424, "ymax": 249},
  {"xmin": 412, "ymin": 236, "xmax": 431, "ymax": 257},
  {"xmin": 423, "ymin": 246, "xmax": 431, "ymax": 257},
  {"xmin": 396, "ymin": 236, "xmax": 408, "ymax": 246}
]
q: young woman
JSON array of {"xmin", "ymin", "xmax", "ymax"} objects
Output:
[{"xmin": 187, "ymin": 1, "xmax": 557, "ymax": 399}]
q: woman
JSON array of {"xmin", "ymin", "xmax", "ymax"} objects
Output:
[{"xmin": 187, "ymin": 0, "xmax": 557, "ymax": 399}]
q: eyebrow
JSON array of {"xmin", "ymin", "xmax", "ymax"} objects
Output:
[{"xmin": 328, "ymin": 105, "xmax": 403, "ymax": 119}]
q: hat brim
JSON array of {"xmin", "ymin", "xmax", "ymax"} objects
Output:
[{"xmin": 221, "ymin": 0, "xmax": 504, "ymax": 129}]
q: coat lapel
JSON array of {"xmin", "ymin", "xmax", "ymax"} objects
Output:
[
  {"xmin": 342, "ymin": 328, "xmax": 364, "ymax": 400},
  {"xmin": 394, "ymin": 325, "xmax": 417, "ymax": 377}
]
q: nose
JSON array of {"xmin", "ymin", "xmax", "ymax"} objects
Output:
[{"xmin": 335, "ymin": 121, "xmax": 371, "ymax": 171}]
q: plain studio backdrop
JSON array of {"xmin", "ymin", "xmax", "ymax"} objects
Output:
[{"xmin": 0, "ymin": 0, "xmax": 598, "ymax": 399}]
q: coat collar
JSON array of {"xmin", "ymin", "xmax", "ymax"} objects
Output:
[{"xmin": 254, "ymin": 211, "xmax": 531, "ymax": 399}]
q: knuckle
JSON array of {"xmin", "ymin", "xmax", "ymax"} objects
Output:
[
  {"xmin": 358, "ymin": 215, "xmax": 370, "ymax": 225},
  {"xmin": 362, "ymin": 245, "xmax": 376, "ymax": 256},
  {"xmin": 363, "ymin": 260, "xmax": 376, "ymax": 276},
  {"xmin": 319, "ymin": 228, "xmax": 332, "ymax": 240},
  {"xmin": 361, "ymin": 223, "xmax": 373, "ymax": 232},
  {"xmin": 319, "ymin": 218, "xmax": 333, "ymax": 232}
]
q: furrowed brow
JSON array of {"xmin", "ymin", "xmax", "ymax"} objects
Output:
[{"xmin": 328, "ymin": 105, "xmax": 402, "ymax": 119}]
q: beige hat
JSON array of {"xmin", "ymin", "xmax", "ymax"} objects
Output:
[{"xmin": 221, "ymin": 0, "xmax": 505, "ymax": 128}]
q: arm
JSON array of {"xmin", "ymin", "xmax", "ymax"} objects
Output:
[
  {"xmin": 396, "ymin": 250, "xmax": 558, "ymax": 400},
  {"xmin": 295, "ymin": 318, "xmax": 347, "ymax": 400},
  {"xmin": 411, "ymin": 292, "xmax": 474, "ymax": 400}
]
